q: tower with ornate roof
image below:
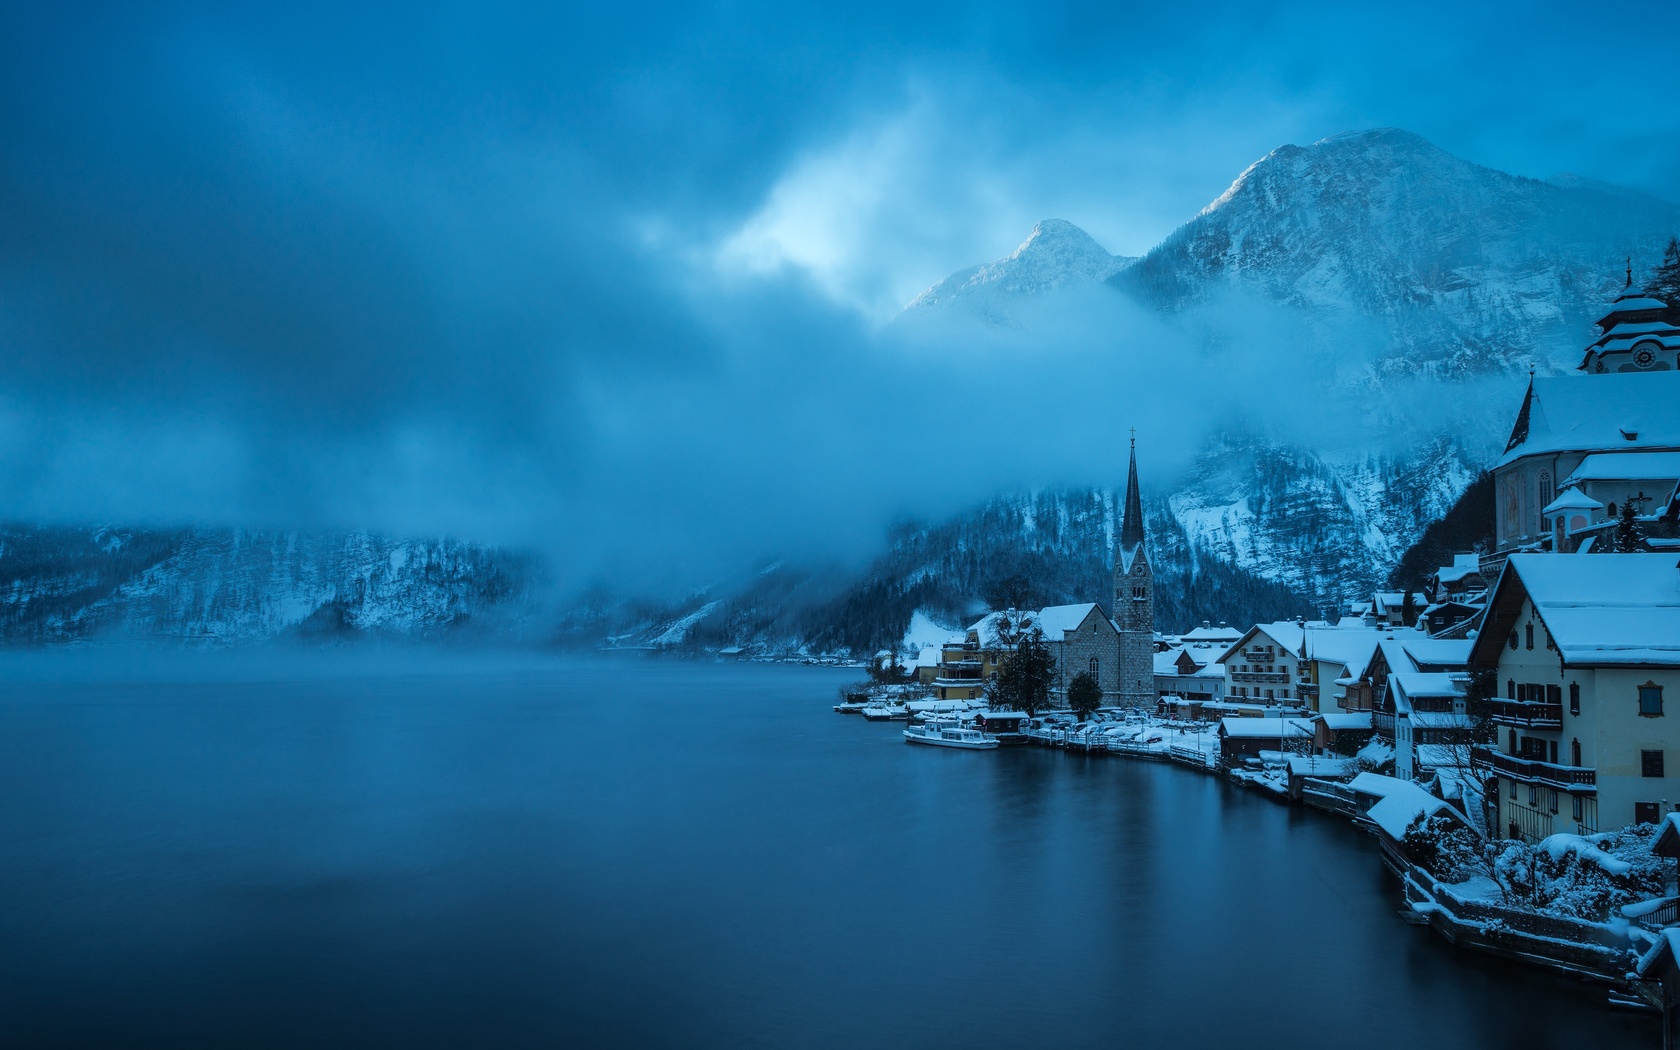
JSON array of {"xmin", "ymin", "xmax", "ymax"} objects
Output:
[
  {"xmin": 1577, "ymin": 261, "xmax": 1679, "ymax": 374},
  {"xmin": 1112, "ymin": 434, "xmax": 1155, "ymax": 709}
]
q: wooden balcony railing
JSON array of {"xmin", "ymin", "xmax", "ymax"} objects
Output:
[
  {"xmin": 1472, "ymin": 746, "xmax": 1596, "ymax": 788},
  {"xmin": 1490, "ymin": 699, "xmax": 1562, "ymax": 728}
]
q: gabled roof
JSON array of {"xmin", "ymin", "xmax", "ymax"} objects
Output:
[
  {"xmin": 1435, "ymin": 553, "xmax": 1484, "ymax": 585},
  {"xmin": 1398, "ymin": 637, "xmax": 1472, "ymax": 671},
  {"xmin": 1367, "ymin": 783, "xmax": 1474, "ymax": 841},
  {"xmin": 1498, "ymin": 373, "xmax": 1680, "ymax": 468},
  {"xmin": 1469, "ymin": 554, "xmax": 1680, "ymax": 668},
  {"xmin": 1302, "ymin": 627, "xmax": 1384, "ymax": 678},
  {"xmin": 1543, "ymin": 488, "xmax": 1605, "ymax": 514},
  {"xmin": 1217, "ymin": 717, "xmax": 1314, "ymax": 739},
  {"xmin": 1216, "ymin": 621, "xmax": 1307, "ymax": 665},
  {"xmin": 1563, "ymin": 451, "xmax": 1680, "ymax": 487},
  {"xmin": 1034, "ymin": 603, "xmax": 1104, "ymax": 642}
]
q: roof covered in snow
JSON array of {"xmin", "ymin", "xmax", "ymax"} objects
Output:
[
  {"xmin": 1218, "ymin": 717, "xmax": 1314, "ymax": 739},
  {"xmin": 968, "ymin": 603, "xmax": 1104, "ymax": 647},
  {"xmin": 1543, "ymin": 488, "xmax": 1605, "ymax": 514},
  {"xmin": 1399, "ymin": 637, "xmax": 1472, "ymax": 670},
  {"xmin": 1563, "ymin": 451, "xmax": 1680, "ymax": 486},
  {"xmin": 1478, "ymin": 554, "xmax": 1680, "ymax": 668},
  {"xmin": 1391, "ymin": 671, "xmax": 1464, "ymax": 702},
  {"xmin": 1435, "ymin": 553, "xmax": 1484, "ymax": 584},
  {"xmin": 1320, "ymin": 712, "xmax": 1373, "ymax": 731},
  {"xmin": 1498, "ymin": 373, "xmax": 1680, "ymax": 468},
  {"xmin": 1303, "ymin": 627, "xmax": 1384, "ymax": 676},
  {"xmin": 1366, "ymin": 782, "xmax": 1471, "ymax": 841}
]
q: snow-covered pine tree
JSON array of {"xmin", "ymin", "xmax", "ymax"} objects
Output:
[
  {"xmin": 1612, "ymin": 499, "xmax": 1647, "ymax": 553},
  {"xmin": 1646, "ymin": 236, "xmax": 1680, "ymax": 303}
]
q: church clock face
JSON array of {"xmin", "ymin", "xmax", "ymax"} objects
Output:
[{"xmin": 1635, "ymin": 346, "xmax": 1657, "ymax": 368}]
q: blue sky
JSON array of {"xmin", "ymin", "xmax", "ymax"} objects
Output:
[{"xmin": 1, "ymin": 1, "xmax": 1677, "ymax": 587}]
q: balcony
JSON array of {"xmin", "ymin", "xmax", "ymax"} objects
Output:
[
  {"xmin": 1490, "ymin": 699, "xmax": 1562, "ymax": 729},
  {"xmin": 1372, "ymin": 710, "xmax": 1395, "ymax": 735},
  {"xmin": 1231, "ymin": 672, "xmax": 1289, "ymax": 684},
  {"xmin": 1243, "ymin": 649, "xmax": 1276, "ymax": 661},
  {"xmin": 1472, "ymin": 746, "xmax": 1596, "ymax": 790}
]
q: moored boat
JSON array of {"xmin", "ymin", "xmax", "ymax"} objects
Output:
[
  {"xmin": 902, "ymin": 722, "xmax": 999, "ymax": 749},
  {"xmin": 861, "ymin": 701, "xmax": 911, "ymax": 721}
]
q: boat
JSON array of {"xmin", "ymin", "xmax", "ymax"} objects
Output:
[
  {"xmin": 902, "ymin": 722, "xmax": 999, "ymax": 749},
  {"xmin": 833, "ymin": 699, "xmax": 869, "ymax": 714},
  {"xmin": 861, "ymin": 701, "xmax": 911, "ymax": 721}
]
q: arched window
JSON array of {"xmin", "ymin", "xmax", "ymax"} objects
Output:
[
  {"xmin": 1089, "ymin": 657, "xmax": 1099, "ymax": 678},
  {"xmin": 1571, "ymin": 738, "xmax": 1581, "ymax": 767},
  {"xmin": 1538, "ymin": 471, "xmax": 1553, "ymax": 520},
  {"xmin": 1569, "ymin": 682, "xmax": 1580, "ymax": 716},
  {"xmin": 1507, "ymin": 679, "xmax": 1515, "ymax": 699},
  {"xmin": 1525, "ymin": 623, "xmax": 1534, "ymax": 650},
  {"xmin": 1509, "ymin": 631, "xmax": 1518, "ymax": 650}
]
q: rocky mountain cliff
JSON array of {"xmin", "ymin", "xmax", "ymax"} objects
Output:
[{"xmin": 0, "ymin": 525, "xmax": 540, "ymax": 644}]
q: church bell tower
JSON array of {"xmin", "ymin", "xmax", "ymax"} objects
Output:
[{"xmin": 1112, "ymin": 433, "xmax": 1155, "ymax": 708}]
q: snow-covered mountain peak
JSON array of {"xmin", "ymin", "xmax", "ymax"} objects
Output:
[{"xmin": 901, "ymin": 218, "xmax": 1136, "ymax": 323}]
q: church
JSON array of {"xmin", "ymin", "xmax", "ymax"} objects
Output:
[
  {"xmin": 1112, "ymin": 435, "xmax": 1156, "ymax": 709},
  {"xmin": 1489, "ymin": 277, "xmax": 1680, "ymax": 570}
]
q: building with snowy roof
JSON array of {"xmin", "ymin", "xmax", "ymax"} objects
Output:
[
  {"xmin": 1498, "ymin": 356, "xmax": 1680, "ymax": 561},
  {"xmin": 937, "ymin": 603, "xmax": 1122, "ymax": 706},
  {"xmin": 1576, "ymin": 285, "xmax": 1680, "ymax": 375},
  {"xmin": 1468, "ymin": 553, "xmax": 1680, "ymax": 841},
  {"xmin": 1152, "ymin": 643, "xmax": 1226, "ymax": 711}
]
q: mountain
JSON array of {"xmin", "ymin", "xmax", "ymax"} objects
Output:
[
  {"xmin": 1114, "ymin": 128, "xmax": 1680, "ymax": 380},
  {"xmin": 6, "ymin": 130, "xmax": 1675, "ymax": 656},
  {"xmin": 0, "ymin": 525, "xmax": 540, "ymax": 644},
  {"xmin": 583, "ymin": 489, "xmax": 1308, "ymax": 656},
  {"xmin": 901, "ymin": 218, "xmax": 1137, "ymax": 324}
]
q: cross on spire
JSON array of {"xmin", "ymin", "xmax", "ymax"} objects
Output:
[{"xmin": 1129, "ymin": 426, "xmax": 1136, "ymax": 448}]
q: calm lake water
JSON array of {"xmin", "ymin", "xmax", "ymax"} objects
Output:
[{"xmin": 0, "ymin": 655, "xmax": 1657, "ymax": 1048}]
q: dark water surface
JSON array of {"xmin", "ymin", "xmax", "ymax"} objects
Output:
[{"xmin": 0, "ymin": 656, "xmax": 1656, "ymax": 1048}]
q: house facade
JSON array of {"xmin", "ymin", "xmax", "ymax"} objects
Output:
[{"xmin": 1469, "ymin": 554, "xmax": 1680, "ymax": 840}]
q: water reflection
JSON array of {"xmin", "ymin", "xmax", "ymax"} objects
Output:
[{"xmin": 0, "ymin": 656, "xmax": 1656, "ymax": 1048}]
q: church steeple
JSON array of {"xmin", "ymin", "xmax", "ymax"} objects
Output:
[
  {"xmin": 1117, "ymin": 431, "xmax": 1146, "ymax": 571},
  {"xmin": 1111, "ymin": 431, "xmax": 1155, "ymax": 709}
]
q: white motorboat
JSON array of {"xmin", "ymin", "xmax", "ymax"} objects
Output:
[
  {"xmin": 902, "ymin": 722, "xmax": 999, "ymax": 750},
  {"xmin": 861, "ymin": 701, "xmax": 910, "ymax": 722}
]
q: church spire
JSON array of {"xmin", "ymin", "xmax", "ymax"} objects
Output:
[{"xmin": 1117, "ymin": 431, "xmax": 1145, "ymax": 568}]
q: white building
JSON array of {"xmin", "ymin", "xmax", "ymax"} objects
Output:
[{"xmin": 1469, "ymin": 554, "xmax": 1680, "ymax": 840}]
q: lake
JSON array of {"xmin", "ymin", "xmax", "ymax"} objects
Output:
[{"xmin": 0, "ymin": 654, "xmax": 1656, "ymax": 1048}]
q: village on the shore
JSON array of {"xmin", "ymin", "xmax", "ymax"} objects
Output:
[{"xmin": 835, "ymin": 274, "xmax": 1680, "ymax": 1033}]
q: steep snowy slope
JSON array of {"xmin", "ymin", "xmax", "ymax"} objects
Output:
[
  {"xmin": 903, "ymin": 219, "xmax": 1137, "ymax": 324},
  {"xmin": 1115, "ymin": 128, "xmax": 1680, "ymax": 378},
  {"xmin": 0, "ymin": 525, "xmax": 539, "ymax": 643}
]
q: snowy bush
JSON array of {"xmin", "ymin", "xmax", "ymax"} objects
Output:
[
  {"xmin": 1403, "ymin": 814, "xmax": 1485, "ymax": 883},
  {"xmin": 1489, "ymin": 826, "xmax": 1666, "ymax": 920}
]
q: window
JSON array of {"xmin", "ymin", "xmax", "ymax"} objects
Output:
[
  {"xmin": 1548, "ymin": 790, "xmax": 1559, "ymax": 814},
  {"xmin": 1508, "ymin": 729, "xmax": 1518, "ymax": 752},
  {"xmin": 1538, "ymin": 471, "xmax": 1553, "ymax": 515},
  {"xmin": 1546, "ymin": 684, "xmax": 1561, "ymax": 707},
  {"xmin": 1507, "ymin": 679, "xmax": 1516, "ymax": 700},
  {"xmin": 1643, "ymin": 750, "xmax": 1665, "ymax": 778},
  {"xmin": 1545, "ymin": 628, "xmax": 1554, "ymax": 651},
  {"xmin": 1569, "ymin": 682, "xmax": 1580, "ymax": 716},
  {"xmin": 1526, "ymin": 623, "xmax": 1534, "ymax": 650},
  {"xmin": 1509, "ymin": 631, "xmax": 1518, "ymax": 650},
  {"xmin": 1572, "ymin": 796, "xmax": 1583, "ymax": 821},
  {"xmin": 1509, "ymin": 778, "xmax": 1517, "ymax": 799},
  {"xmin": 1637, "ymin": 802, "xmax": 1661, "ymax": 825},
  {"xmin": 1528, "ymin": 785, "xmax": 1538, "ymax": 807},
  {"xmin": 1571, "ymin": 738, "xmax": 1581, "ymax": 767},
  {"xmin": 1640, "ymin": 683, "xmax": 1664, "ymax": 717}
]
